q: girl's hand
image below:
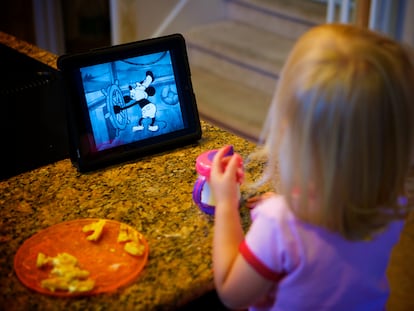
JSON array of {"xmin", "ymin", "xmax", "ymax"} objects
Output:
[
  {"xmin": 209, "ymin": 146, "xmax": 244, "ymax": 208},
  {"xmin": 246, "ymin": 192, "xmax": 276, "ymax": 209}
]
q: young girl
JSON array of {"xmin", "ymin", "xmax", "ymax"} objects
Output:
[{"xmin": 209, "ymin": 24, "xmax": 414, "ymax": 310}]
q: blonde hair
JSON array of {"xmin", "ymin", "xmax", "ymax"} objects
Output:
[{"xmin": 257, "ymin": 24, "xmax": 414, "ymax": 240}]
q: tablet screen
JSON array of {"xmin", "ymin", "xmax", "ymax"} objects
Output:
[{"xmin": 80, "ymin": 51, "xmax": 184, "ymax": 152}]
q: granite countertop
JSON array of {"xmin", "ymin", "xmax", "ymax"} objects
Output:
[{"xmin": 0, "ymin": 32, "xmax": 264, "ymax": 310}]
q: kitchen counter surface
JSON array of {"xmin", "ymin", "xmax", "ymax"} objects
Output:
[{"xmin": 0, "ymin": 32, "xmax": 264, "ymax": 310}]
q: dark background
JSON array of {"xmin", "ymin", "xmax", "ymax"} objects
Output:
[{"xmin": 0, "ymin": 0, "xmax": 111, "ymax": 53}]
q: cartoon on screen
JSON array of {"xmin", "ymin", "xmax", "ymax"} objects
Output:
[
  {"xmin": 114, "ymin": 71, "xmax": 158, "ymax": 132},
  {"xmin": 80, "ymin": 51, "xmax": 184, "ymax": 152}
]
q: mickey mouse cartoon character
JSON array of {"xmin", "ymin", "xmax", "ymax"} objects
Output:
[{"xmin": 114, "ymin": 71, "xmax": 159, "ymax": 132}]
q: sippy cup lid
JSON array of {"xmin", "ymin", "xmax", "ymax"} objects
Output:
[{"xmin": 195, "ymin": 146, "xmax": 234, "ymax": 177}]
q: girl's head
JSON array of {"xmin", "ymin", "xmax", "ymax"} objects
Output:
[{"xmin": 262, "ymin": 24, "xmax": 414, "ymax": 239}]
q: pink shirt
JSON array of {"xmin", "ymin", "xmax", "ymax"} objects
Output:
[{"xmin": 240, "ymin": 195, "xmax": 404, "ymax": 311}]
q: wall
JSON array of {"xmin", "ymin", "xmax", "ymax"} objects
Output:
[
  {"xmin": 109, "ymin": 0, "xmax": 225, "ymax": 45},
  {"xmin": 402, "ymin": 0, "xmax": 414, "ymax": 47},
  {"xmin": 1, "ymin": 1, "xmax": 35, "ymax": 45},
  {"xmin": 61, "ymin": 0, "xmax": 110, "ymax": 53}
]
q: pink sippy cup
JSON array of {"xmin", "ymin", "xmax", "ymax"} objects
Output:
[{"xmin": 192, "ymin": 146, "xmax": 239, "ymax": 214}]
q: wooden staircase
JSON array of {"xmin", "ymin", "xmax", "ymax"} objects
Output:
[{"xmin": 184, "ymin": 0, "xmax": 325, "ymax": 141}]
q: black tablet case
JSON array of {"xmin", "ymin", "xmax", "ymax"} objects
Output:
[{"xmin": 0, "ymin": 44, "xmax": 69, "ymax": 179}]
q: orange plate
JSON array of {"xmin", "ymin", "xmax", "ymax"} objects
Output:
[{"xmin": 14, "ymin": 219, "xmax": 149, "ymax": 297}]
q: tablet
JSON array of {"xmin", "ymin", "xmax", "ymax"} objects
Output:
[{"xmin": 58, "ymin": 34, "xmax": 201, "ymax": 172}]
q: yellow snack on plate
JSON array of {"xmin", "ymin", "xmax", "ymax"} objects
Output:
[
  {"xmin": 37, "ymin": 252, "xmax": 94, "ymax": 293},
  {"xmin": 41, "ymin": 277, "xmax": 95, "ymax": 293},
  {"xmin": 124, "ymin": 241, "xmax": 145, "ymax": 256},
  {"xmin": 117, "ymin": 223, "xmax": 139, "ymax": 243},
  {"xmin": 51, "ymin": 264, "xmax": 90, "ymax": 280},
  {"xmin": 82, "ymin": 219, "xmax": 106, "ymax": 241},
  {"xmin": 117, "ymin": 223, "xmax": 145, "ymax": 256},
  {"xmin": 37, "ymin": 252, "xmax": 77, "ymax": 268},
  {"xmin": 36, "ymin": 252, "xmax": 52, "ymax": 268}
]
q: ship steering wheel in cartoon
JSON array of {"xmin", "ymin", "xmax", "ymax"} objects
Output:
[{"xmin": 114, "ymin": 71, "xmax": 159, "ymax": 132}]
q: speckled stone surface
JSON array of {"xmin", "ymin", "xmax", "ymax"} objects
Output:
[
  {"xmin": 0, "ymin": 32, "xmax": 263, "ymax": 311},
  {"xmin": 0, "ymin": 127, "xmax": 261, "ymax": 311}
]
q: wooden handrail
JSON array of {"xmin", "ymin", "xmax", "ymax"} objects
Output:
[{"xmin": 355, "ymin": 0, "xmax": 371, "ymax": 28}]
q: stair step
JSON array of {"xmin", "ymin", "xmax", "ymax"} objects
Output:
[
  {"xmin": 226, "ymin": 0, "xmax": 326, "ymax": 39},
  {"xmin": 184, "ymin": 0, "xmax": 326, "ymax": 141},
  {"xmin": 185, "ymin": 20, "xmax": 296, "ymax": 94},
  {"xmin": 191, "ymin": 66, "xmax": 272, "ymax": 141}
]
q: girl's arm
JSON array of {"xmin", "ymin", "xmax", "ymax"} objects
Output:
[{"xmin": 210, "ymin": 146, "xmax": 274, "ymax": 309}]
